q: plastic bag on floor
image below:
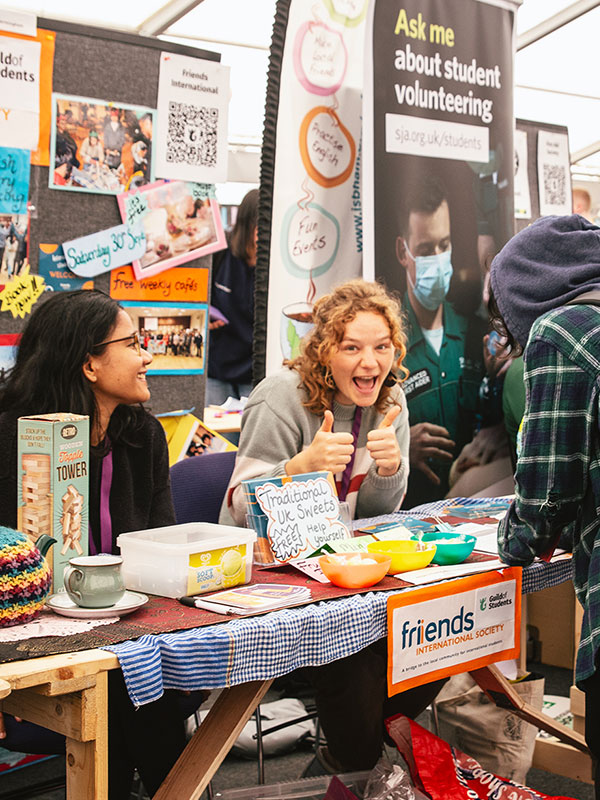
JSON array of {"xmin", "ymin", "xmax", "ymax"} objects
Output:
[
  {"xmin": 433, "ymin": 671, "xmax": 544, "ymax": 784},
  {"xmin": 364, "ymin": 757, "xmax": 419, "ymax": 799},
  {"xmin": 386, "ymin": 714, "xmax": 578, "ymax": 800}
]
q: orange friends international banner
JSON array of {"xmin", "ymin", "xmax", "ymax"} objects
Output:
[
  {"xmin": 387, "ymin": 567, "xmax": 521, "ymax": 695},
  {"xmin": 109, "ymin": 265, "xmax": 209, "ymax": 304}
]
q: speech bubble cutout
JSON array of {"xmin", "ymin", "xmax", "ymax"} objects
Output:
[
  {"xmin": 293, "ymin": 21, "xmax": 348, "ymax": 95},
  {"xmin": 281, "ymin": 201, "xmax": 340, "ymax": 279},
  {"xmin": 323, "ymin": 0, "xmax": 368, "ymax": 27},
  {"xmin": 255, "ymin": 477, "xmax": 346, "ymax": 562},
  {"xmin": 63, "ymin": 224, "xmax": 147, "ymax": 278},
  {"xmin": 299, "ymin": 107, "xmax": 356, "ymax": 188},
  {"xmin": 0, "ymin": 264, "xmax": 45, "ymax": 318}
]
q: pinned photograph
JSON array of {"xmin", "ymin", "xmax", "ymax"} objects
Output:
[
  {"xmin": 0, "ymin": 213, "xmax": 29, "ymax": 285},
  {"xmin": 118, "ymin": 180, "xmax": 226, "ymax": 279},
  {"xmin": 120, "ymin": 301, "xmax": 207, "ymax": 375},
  {"xmin": 49, "ymin": 94, "xmax": 154, "ymax": 195}
]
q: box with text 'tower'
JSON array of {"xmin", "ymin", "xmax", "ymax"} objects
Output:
[{"xmin": 17, "ymin": 413, "xmax": 89, "ymax": 591}]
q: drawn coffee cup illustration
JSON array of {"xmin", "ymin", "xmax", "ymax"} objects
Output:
[{"xmin": 280, "ymin": 301, "xmax": 314, "ymax": 360}]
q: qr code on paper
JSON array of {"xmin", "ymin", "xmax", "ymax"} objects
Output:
[
  {"xmin": 543, "ymin": 163, "xmax": 567, "ymax": 207},
  {"xmin": 166, "ymin": 101, "xmax": 218, "ymax": 167}
]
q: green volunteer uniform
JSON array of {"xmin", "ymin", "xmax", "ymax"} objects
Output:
[{"xmin": 401, "ymin": 297, "xmax": 485, "ymax": 509}]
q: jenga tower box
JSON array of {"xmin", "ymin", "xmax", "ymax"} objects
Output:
[{"xmin": 17, "ymin": 414, "xmax": 89, "ymax": 592}]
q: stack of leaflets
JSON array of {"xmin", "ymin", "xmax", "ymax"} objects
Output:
[{"xmin": 185, "ymin": 583, "xmax": 311, "ymax": 616}]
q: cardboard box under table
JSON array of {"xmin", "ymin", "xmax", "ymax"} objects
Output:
[{"xmin": 17, "ymin": 413, "xmax": 89, "ymax": 591}]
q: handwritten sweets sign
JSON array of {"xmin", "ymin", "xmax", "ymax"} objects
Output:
[
  {"xmin": 387, "ymin": 567, "xmax": 521, "ymax": 695},
  {"xmin": 0, "ymin": 34, "xmax": 40, "ymax": 149},
  {"xmin": 63, "ymin": 224, "xmax": 146, "ymax": 278},
  {"xmin": 0, "ymin": 147, "xmax": 29, "ymax": 214},
  {"xmin": 244, "ymin": 472, "xmax": 350, "ymax": 564},
  {"xmin": 0, "ymin": 263, "xmax": 45, "ymax": 318},
  {"xmin": 155, "ymin": 52, "xmax": 230, "ymax": 184}
]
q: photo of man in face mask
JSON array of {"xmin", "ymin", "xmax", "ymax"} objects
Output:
[{"xmin": 395, "ymin": 174, "xmax": 487, "ymax": 508}]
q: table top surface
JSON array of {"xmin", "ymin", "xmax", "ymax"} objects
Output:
[{"xmin": 203, "ymin": 407, "xmax": 242, "ymax": 433}]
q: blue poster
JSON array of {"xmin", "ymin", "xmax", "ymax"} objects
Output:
[
  {"xmin": 38, "ymin": 244, "xmax": 93, "ymax": 291},
  {"xmin": 0, "ymin": 148, "xmax": 30, "ymax": 215}
]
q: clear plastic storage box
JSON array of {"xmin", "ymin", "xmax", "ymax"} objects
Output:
[{"xmin": 117, "ymin": 523, "xmax": 256, "ymax": 598}]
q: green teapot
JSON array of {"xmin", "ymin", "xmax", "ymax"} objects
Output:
[{"xmin": 0, "ymin": 528, "xmax": 56, "ymax": 627}]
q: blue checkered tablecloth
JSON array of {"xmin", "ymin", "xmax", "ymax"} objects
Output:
[{"xmin": 105, "ymin": 501, "xmax": 573, "ymax": 706}]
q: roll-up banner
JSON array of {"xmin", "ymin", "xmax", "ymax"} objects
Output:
[
  {"xmin": 255, "ymin": 0, "xmax": 368, "ymax": 380},
  {"xmin": 362, "ymin": 0, "xmax": 519, "ymax": 508}
]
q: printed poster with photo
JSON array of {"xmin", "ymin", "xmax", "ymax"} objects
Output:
[
  {"xmin": 0, "ymin": 333, "xmax": 20, "ymax": 379},
  {"xmin": 49, "ymin": 94, "xmax": 155, "ymax": 195},
  {"xmin": 117, "ymin": 180, "xmax": 226, "ymax": 279},
  {"xmin": 120, "ymin": 301, "xmax": 207, "ymax": 375},
  {"xmin": 0, "ymin": 213, "xmax": 28, "ymax": 285}
]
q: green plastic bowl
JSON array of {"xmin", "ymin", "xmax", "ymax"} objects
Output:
[{"xmin": 413, "ymin": 532, "xmax": 476, "ymax": 565}]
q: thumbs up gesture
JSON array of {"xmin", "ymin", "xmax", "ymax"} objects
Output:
[
  {"xmin": 285, "ymin": 410, "xmax": 355, "ymax": 476},
  {"xmin": 366, "ymin": 405, "xmax": 402, "ymax": 476}
]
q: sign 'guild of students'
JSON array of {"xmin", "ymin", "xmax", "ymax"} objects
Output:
[
  {"xmin": 243, "ymin": 471, "xmax": 350, "ymax": 565},
  {"xmin": 388, "ymin": 567, "xmax": 521, "ymax": 695}
]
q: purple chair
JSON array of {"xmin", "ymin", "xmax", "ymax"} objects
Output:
[{"xmin": 170, "ymin": 451, "xmax": 237, "ymax": 524}]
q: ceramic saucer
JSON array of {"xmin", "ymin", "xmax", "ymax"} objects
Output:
[{"xmin": 46, "ymin": 590, "xmax": 148, "ymax": 619}]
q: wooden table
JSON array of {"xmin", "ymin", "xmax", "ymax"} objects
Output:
[
  {"xmin": 203, "ymin": 407, "xmax": 242, "ymax": 434},
  {"xmin": 0, "ymin": 649, "xmax": 118, "ymax": 799}
]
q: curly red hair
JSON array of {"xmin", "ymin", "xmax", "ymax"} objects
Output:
[{"xmin": 286, "ymin": 279, "xmax": 408, "ymax": 415}]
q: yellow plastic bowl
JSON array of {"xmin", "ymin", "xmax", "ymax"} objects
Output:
[
  {"xmin": 367, "ymin": 540, "xmax": 436, "ymax": 574},
  {"xmin": 318, "ymin": 552, "xmax": 392, "ymax": 589}
]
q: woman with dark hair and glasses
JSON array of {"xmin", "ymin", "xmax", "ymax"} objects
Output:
[{"xmin": 0, "ymin": 289, "xmax": 199, "ymax": 799}]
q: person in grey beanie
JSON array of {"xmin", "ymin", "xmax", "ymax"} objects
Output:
[{"xmin": 490, "ymin": 213, "xmax": 600, "ymax": 797}]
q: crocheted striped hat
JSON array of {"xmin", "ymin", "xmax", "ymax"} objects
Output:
[{"xmin": 0, "ymin": 527, "xmax": 52, "ymax": 628}]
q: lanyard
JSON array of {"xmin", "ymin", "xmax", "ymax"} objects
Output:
[
  {"xmin": 338, "ymin": 407, "xmax": 362, "ymax": 502},
  {"xmin": 89, "ymin": 446, "xmax": 113, "ymax": 555}
]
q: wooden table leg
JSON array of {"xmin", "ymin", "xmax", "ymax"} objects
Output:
[
  {"xmin": 155, "ymin": 679, "xmax": 273, "ymax": 800},
  {"xmin": 65, "ymin": 670, "xmax": 109, "ymax": 800}
]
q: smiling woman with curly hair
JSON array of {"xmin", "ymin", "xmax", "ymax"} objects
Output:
[{"xmin": 218, "ymin": 278, "xmax": 446, "ymax": 775}]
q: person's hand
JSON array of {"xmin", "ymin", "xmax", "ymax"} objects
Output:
[
  {"xmin": 409, "ymin": 423, "xmax": 455, "ymax": 485},
  {"xmin": 452, "ymin": 424, "xmax": 509, "ymax": 477},
  {"xmin": 0, "ymin": 712, "xmax": 22, "ymax": 740},
  {"xmin": 366, "ymin": 406, "xmax": 402, "ymax": 476},
  {"xmin": 286, "ymin": 410, "xmax": 354, "ymax": 476},
  {"xmin": 208, "ymin": 319, "xmax": 227, "ymax": 331},
  {"xmin": 483, "ymin": 333, "xmax": 512, "ymax": 380}
]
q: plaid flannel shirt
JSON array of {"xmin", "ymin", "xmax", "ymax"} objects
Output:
[{"xmin": 498, "ymin": 304, "xmax": 600, "ymax": 684}]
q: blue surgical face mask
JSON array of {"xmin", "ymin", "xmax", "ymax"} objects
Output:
[{"xmin": 404, "ymin": 243, "xmax": 453, "ymax": 311}]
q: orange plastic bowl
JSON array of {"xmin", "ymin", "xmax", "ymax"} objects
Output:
[{"xmin": 318, "ymin": 552, "xmax": 392, "ymax": 589}]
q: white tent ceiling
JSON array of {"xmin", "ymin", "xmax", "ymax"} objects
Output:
[{"xmin": 7, "ymin": 0, "xmax": 600, "ymax": 193}]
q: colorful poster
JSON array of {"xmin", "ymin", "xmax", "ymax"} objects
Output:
[
  {"xmin": 0, "ymin": 332, "xmax": 20, "ymax": 378},
  {"xmin": 49, "ymin": 94, "xmax": 155, "ymax": 195},
  {"xmin": 62, "ymin": 224, "xmax": 146, "ymax": 278},
  {"xmin": 38, "ymin": 243, "xmax": 94, "ymax": 291},
  {"xmin": 0, "ymin": 34, "xmax": 40, "ymax": 149},
  {"xmin": 514, "ymin": 128, "xmax": 531, "ymax": 220},
  {"xmin": 120, "ymin": 301, "xmax": 207, "ymax": 375},
  {"xmin": 537, "ymin": 129, "xmax": 572, "ymax": 217},
  {"xmin": 155, "ymin": 52, "xmax": 229, "ymax": 184},
  {"xmin": 364, "ymin": 0, "xmax": 517, "ymax": 298},
  {"xmin": 257, "ymin": 1, "xmax": 368, "ymax": 377},
  {"xmin": 0, "ymin": 147, "xmax": 29, "ymax": 214},
  {"xmin": 109, "ymin": 264, "xmax": 209, "ymax": 304},
  {"xmin": 117, "ymin": 180, "xmax": 226, "ymax": 279},
  {"xmin": 387, "ymin": 567, "xmax": 521, "ymax": 694},
  {"xmin": 0, "ymin": 263, "xmax": 44, "ymax": 317}
]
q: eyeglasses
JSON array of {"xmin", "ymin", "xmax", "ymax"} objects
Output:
[{"xmin": 94, "ymin": 331, "xmax": 142, "ymax": 356}]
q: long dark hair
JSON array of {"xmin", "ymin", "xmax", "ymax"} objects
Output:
[
  {"xmin": 0, "ymin": 290, "xmax": 145, "ymax": 443},
  {"xmin": 229, "ymin": 189, "xmax": 259, "ymax": 262}
]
